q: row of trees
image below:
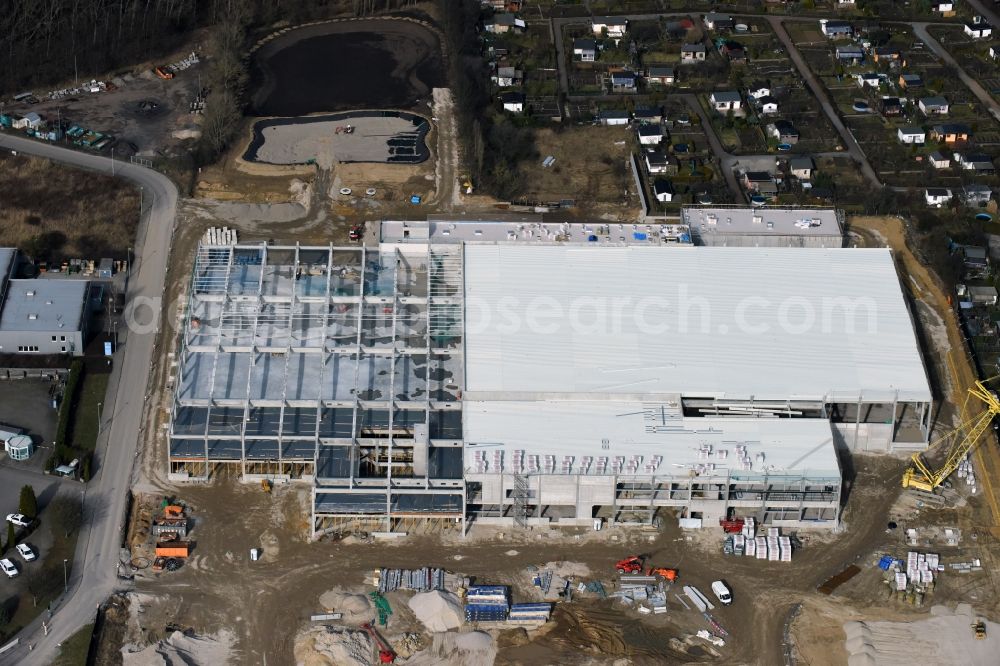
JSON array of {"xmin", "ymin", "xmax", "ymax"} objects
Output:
[{"xmin": 439, "ymin": 0, "xmax": 539, "ymax": 200}]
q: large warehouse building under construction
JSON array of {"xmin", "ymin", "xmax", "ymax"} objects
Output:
[{"xmin": 167, "ymin": 219, "xmax": 932, "ymax": 535}]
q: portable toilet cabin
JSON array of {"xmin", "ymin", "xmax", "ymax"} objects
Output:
[{"xmin": 97, "ymin": 258, "xmax": 113, "ymax": 279}]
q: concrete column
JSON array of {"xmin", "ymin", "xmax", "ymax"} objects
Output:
[
  {"xmin": 536, "ymin": 475, "xmax": 542, "ymax": 520},
  {"xmin": 890, "ymin": 394, "xmax": 899, "ymax": 448},
  {"xmin": 611, "ymin": 473, "xmax": 618, "ymax": 526},
  {"xmin": 853, "ymin": 395, "xmax": 862, "ymax": 451}
]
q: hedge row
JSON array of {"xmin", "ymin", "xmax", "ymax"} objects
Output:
[{"xmin": 54, "ymin": 359, "xmax": 85, "ymax": 448}]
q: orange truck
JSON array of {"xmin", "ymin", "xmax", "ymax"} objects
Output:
[{"xmin": 154, "ymin": 67, "xmax": 174, "ymax": 80}]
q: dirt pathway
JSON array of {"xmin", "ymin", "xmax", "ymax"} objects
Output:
[
  {"xmin": 431, "ymin": 88, "xmax": 461, "ymax": 210},
  {"xmin": 850, "ymin": 215, "xmax": 1000, "ymax": 535}
]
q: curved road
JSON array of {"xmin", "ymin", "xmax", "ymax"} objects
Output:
[
  {"xmin": 0, "ymin": 133, "xmax": 177, "ymax": 665},
  {"xmin": 765, "ymin": 17, "xmax": 883, "ymax": 189},
  {"xmin": 911, "ymin": 22, "xmax": 1000, "ymax": 118}
]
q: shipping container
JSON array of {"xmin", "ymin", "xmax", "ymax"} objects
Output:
[{"xmin": 155, "ymin": 542, "xmax": 190, "ymax": 558}]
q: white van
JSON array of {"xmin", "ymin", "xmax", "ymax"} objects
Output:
[{"xmin": 711, "ymin": 580, "xmax": 732, "ymax": 605}]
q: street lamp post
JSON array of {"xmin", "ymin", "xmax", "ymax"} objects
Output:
[{"xmin": 63, "ymin": 559, "xmax": 68, "ymax": 592}]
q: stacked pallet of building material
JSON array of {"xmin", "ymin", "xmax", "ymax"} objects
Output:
[
  {"xmin": 465, "ymin": 585, "xmax": 510, "ymax": 622},
  {"xmin": 779, "ymin": 536, "xmax": 792, "ymax": 561},
  {"xmin": 755, "ymin": 536, "xmax": 768, "ymax": 559},
  {"xmin": 906, "ymin": 551, "xmax": 918, "ymax": 581},
  {"xmin": 908, "ymin": 552, "xmax": 939, "ymax": 586},
  {"xmin": 508, "ymin": 603, "xmax": 552, "ymax": 624},
  {"xmin": 378, "ymin": 567, "xmax": 447, "ymax": 593},
  {"xmin": 742, "ymin": 517, "xmax": 756, "ymax": 540},
  {"xmin": 202, "ymin": 227, "xmax": 238, "ymax": 246},
  {"xmin": 895, "ymin": 572, "xmax": 908, "ymax": 591},
  {"xmin": 619, "ymin": 575, "xmax": 658, "ymax": 589},
  {"xmin": 767, "ymin": 535, "xmax": 780, "ymax": 561},
  {"xmin": 745, "ymin": 537, "xmax": 756, "ymax": 557},
  {"xmin": 733, "ymin": 534, "xmax": 745, "ymax": 555}
]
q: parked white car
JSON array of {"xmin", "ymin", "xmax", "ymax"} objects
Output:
[
  {"xmin": 5, "ymin": 513, "xmax": 31, "ymax": 528},
  {"xmin": 0, "ymin": 558, "xmax": 18, "ymax": 578},
  {"xmin": 711, "ymin": 580, "xmax": 732, "ymax": 605},
  {"xmin": 15, "ymin": 543, "xmax": 36, "ymax": 562}
]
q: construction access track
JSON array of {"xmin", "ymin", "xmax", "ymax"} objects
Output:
[{"xmin": 851, "ymin": 215, "xmax": 1000, "ymax": 536}]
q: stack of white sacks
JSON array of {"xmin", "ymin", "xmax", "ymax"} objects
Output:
[
  {"xmin": 738, "ymin": 520, "xmax": 792, "ymax": 562},
  {"xmin": 957, "ymin": 455, "xmax": 977, "ymax": 495},
  {"xmin": 906, "ymin": 551, "xmax": 940, "ymax": 586}
]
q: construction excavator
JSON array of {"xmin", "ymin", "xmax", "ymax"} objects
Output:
[
  {"xmin": 648, "ymin": 567, "xmax": 679, "ymax": 582},
  {"xmin": 615, "ymin": 555, "xmax": 644, "ymax": 574},
  {"xmin": 902, "ymin": 379, "xmax": 1000, "ymax": 492}
]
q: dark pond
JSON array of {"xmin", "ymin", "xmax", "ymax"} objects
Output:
[{"xmin": 251, "ymin": 22, "xmax": 445, "ymax": 117}]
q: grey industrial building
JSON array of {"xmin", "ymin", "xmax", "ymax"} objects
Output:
[
  {"xmin": 167, "ymin": 226, "xmax": 930, "ymax": 536},
  {"xmin": 681, "ymin": 206, "xmax": 845, "ymax": 247},
  {"xmin": 0, "ymin": 249, "xmax": 89, "ymax": 356}
]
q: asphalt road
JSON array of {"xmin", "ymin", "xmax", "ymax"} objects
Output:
[
  {"xmin": 0, "ymin": 133, "xmax": 177, "ymax": 665},
  {"xmin": 765, "ymin": 17, "xmax": 883, "ymax": 189},
  {"xmin": 678, "ymin": 93, "xmax": 742, "ymax": 198},
  {"xmin": 911, "ymin": 22, "xmax": 1000, "ymax": 118},
  {"xmin": 964, "ymin": 0, "xmax": 1000, "ymax": 31}
]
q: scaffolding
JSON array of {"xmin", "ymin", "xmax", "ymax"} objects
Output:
[{"xmin": 168, "ymin": 242, "xmax": 469, "ymax": 535}]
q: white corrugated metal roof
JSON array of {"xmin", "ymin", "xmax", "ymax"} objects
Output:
[
  {"xmin": 464, "ymin": 401, "xmax": 841, "ymax": 479},
  {"xmin": 463, "ymin": 245, "xmax": 930, "ymax": 402}
]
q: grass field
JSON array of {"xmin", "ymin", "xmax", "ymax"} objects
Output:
[
  {"xmin": 0, "ymin": 152, "xmax": 139, "ymax": 262},
  {"xmin": 69, "ymin": 370, "xmax": 110, "ymax": 453},
  {"xmin": 517, "ymin": 126, "xmax": 632, "ymax": 205},
  {"xmin": 52, "ymin": 623, "xmax": 94, "ymax": 666}
]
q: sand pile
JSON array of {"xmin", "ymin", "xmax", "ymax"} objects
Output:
[
  {"xmin": 405, "ymin": 631, "xmax": 497, "ymax": 666},
  {"xmin": 294, "ymin": 626, "xmax": 372, "ymax": 666},
  {"xmin": 122, "ymin": 629, "xmax": 234, "ymax": 666},
  {"xmin": 318, "ymin": 589, "xmax": 372, "ymax": 624},
  {"xmin": 843, "ymin": 605, "xmax": 999, "ymax": 666},
  {"xmin": 455, "ymin": 631, "xmax": 492, "ymax": 652},
  {"xmin": 408, "ymin": 590, "xmax": 464, "ymax": 632}
]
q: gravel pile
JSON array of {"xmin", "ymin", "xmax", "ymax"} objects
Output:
[
  {"xmin": 122, "ymin": 629, "xmax": 235, "ymax": 665},
  {"xmin": 294, "ymin": 626, "xmax": 372, "ymax": 666},
  {"xmin": 319, "ymin": 589, "xmax": 372, "ymax": 624},
  {"xmin": 408, "ymin": 590, "xmax": 464, "ymax": 632}
]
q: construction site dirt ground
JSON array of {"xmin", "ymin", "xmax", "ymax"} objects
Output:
[
  {"xmin": 516, "ymin": 126, "xmax": 636, "ymax": 213},
  {"xmin": 115, "ymin": 453, "xmax": 1000, "ymax": 666},
  {"xmin": 2, "ymin": 40, "xmax": 209, "ymax": 156},
  {"xmin": 109, "ymin": 208, "xmax": 1000, "ymax": 665}
]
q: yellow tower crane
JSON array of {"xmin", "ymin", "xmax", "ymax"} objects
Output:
[{"xmin": 902, "ymin": 380, "xmax": 1000, "ymax": 492}]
